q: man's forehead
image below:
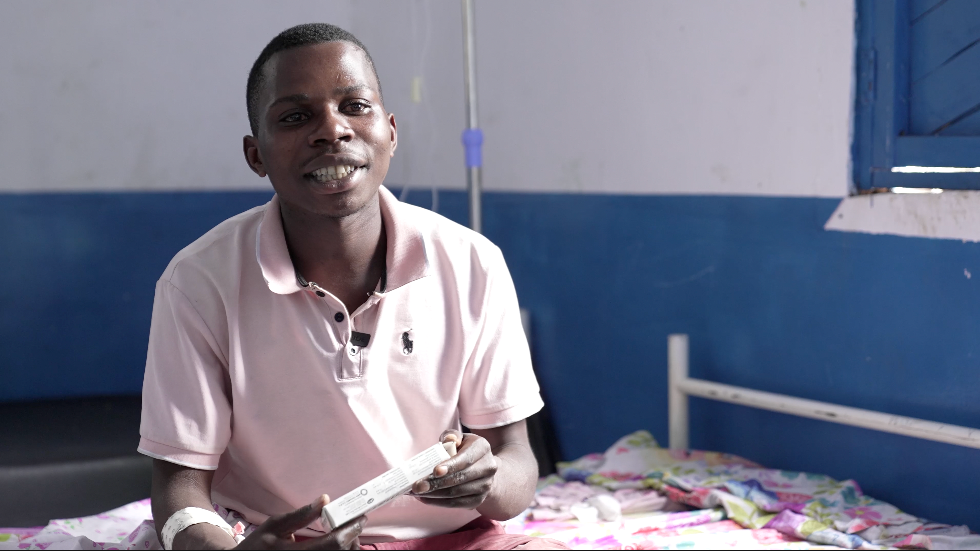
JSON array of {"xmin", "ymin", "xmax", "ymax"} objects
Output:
[{"xmin": 261, "ymin": 41, "xmax": 379, "ymax": 99}]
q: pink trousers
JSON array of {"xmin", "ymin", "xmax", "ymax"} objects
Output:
[{"xmin": 358, "ymin": 518, "xmax": 568, "ymax": 551}]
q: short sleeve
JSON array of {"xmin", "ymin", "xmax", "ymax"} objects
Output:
[
  {"xmin": 138, "ymin": 279, "xmax": 231, "ymax": 470},
  {"xmin": 458, "ymin": 247, "xmax": 545, "ymax": 429}
]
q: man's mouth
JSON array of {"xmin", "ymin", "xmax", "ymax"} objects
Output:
[{"xmin": 305, "ymin": 165, "xmax": 363, "ymax": 183}]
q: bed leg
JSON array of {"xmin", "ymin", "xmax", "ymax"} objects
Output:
[{"xmin": 668, "ymin": 334, "xmax": 689, "ymax": 450}]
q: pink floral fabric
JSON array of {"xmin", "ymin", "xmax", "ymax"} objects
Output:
[{"xmin": 3, "ymin": 431, "xmax": 976, "ymax": 551}]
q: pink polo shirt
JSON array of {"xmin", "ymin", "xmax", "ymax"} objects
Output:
[{"xmin": 138, "ymin": 186, "xmax": 544, "ymax": 542}]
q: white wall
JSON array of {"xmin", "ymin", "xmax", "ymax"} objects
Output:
[
  {"xmin": 0, "ymin": 0, "xmax": 855, "ymax": 197},
  {"xmin": 348, "ymin": 1, "xmax": 467, "ymax": 197},
  {"xmin": 0, "ymin": 0, "xmax": 351, "ymax": 192},
  {"xmin": 471, "ymin": 0, "xmax": 855, "ymax": 197}
]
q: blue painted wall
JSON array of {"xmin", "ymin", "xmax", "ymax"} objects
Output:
[
  {"xmin": 0, "ymin": 192, "xmax": 274, "ymax": 399},
  {"xmin": 1, "ymin": 189, "xmax": 978, "ymax": 526}
]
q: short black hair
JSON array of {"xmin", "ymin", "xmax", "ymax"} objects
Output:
[{"xmin": 246, "ymin": 23, "xmax": 383, "ymax": 135}]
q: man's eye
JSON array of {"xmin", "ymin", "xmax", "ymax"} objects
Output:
[
  {"xmin": 344, "ymin": 101, "xmax": 370, "ymax": 113},
  {"xmin": 281, "ymin": 113, "xmax": 309, "ymax": 123}
]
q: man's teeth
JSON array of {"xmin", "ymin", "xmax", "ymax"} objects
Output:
[{"xmin": 309, "ymin": 165, "xmax": 357, "ymax": 182}]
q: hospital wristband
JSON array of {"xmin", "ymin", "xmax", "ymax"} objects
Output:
[{"xmin": 161, "ymin": 507, "xmax": 245, "ymax": 550}]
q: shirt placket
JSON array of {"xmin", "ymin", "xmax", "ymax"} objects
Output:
[
  {"xmin": 344, "ymin": 293, "xmax": 383, "ymax": 379},
  {"xmin": 301, "ymin": 282, "xmax": 355, "ymax": 380},
  {"xmin": 305, "ymin": 282, "xmax": 384, "ymax": 380},
  {"xmin": 337, "ymin": 304, "xmax": 361, "ymax": 381}
]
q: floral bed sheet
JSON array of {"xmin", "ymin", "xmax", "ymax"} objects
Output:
[
  {"xmin": 0, "ymin": 499, "xmax": 158, "ymax": 550},
  {"xmin": 2, "ymin": 431, "xmax": 977, "ymax": 550},
  {"xmin": 504, "ymin": 431, "xmax": 977, "ymax": 550}
]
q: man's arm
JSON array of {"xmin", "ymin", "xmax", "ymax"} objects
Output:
[
  {"xmin": 472, "ymin": 420, "xmax": 538, "ymax": 519},
  {"xmin": 151, "ymin": 460, "xmax": 365, "ymax": 550},
  {"xmin": 151, "ymin": 460, "xmax": 239, "ymax": 550},
  {"xmin": 411, "ymin": 420, "xmax": 538, "ymax": 520}
]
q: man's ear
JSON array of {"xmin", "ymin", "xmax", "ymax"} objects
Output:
[
  {"xmin": 243, "ymin": 135, "xmax": 267, "ymax": 177},
  {"xmin": 388, "ymin": 113, "xmax": 398, "ymax": 157}
]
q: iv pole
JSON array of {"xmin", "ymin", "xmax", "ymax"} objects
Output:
[
  {"xmin": 461, "ymin": 3, "xmax": 547, "ymax": 462},
  {"xmin": 461, "ymin": 0, "xmax": 483, "ymax": 234}
]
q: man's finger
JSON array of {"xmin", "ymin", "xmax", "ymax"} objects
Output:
[
  {"xmin": 265, "ymin": 494, "xmax": 330, "ymax": 536},
  {"xmin": 413, "ymin": 454, "xmax": 467, "ymax": 493},
  {"xmin": 294, "ymin": 516, "xmax": 365, "ymax": 550},
  {"xmin": 430, "ymin": 458, "xmax": 455, "ymax": 480},
  {"xmin": 417, "ymin": 449, "xmax": 496, "ymax": 494},
  {"xmin": 416, "ymin": 494, "xmax": 486, "ymax": 509},
  {"xmin": 414, "ymin": 478, "xmax": 491, "ymax": 499},
  {"xmin": 440, "ymin": 429, "xmax": 463, "ymax": 447},
  {"xmin": 429, "ymin": 462, "xmax": 489, "ymax": 493},
  {"xmin": 432, "ymin": 434, "xmax": 491, "ymax": 479}
]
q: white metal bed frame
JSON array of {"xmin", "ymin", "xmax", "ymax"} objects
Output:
[{"xmin": 667, "ymin": 334, "xmax": 980, "ymax": 450}]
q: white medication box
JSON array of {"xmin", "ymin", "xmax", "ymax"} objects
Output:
[{"xmin": 321, "ymin": 441, "xmax": 457, "ymax": 530}]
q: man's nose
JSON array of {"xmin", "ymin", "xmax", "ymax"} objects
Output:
[{"xmin": 309, "ymin": 109, "xmax": 352, "ymax": 146}]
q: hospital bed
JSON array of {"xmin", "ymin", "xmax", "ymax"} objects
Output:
[
  {"xmin": 500, "ymin": 335, "xmax": 980, "ymax": 549},
  {"xmin": 3, "ymin": 335, "xmax": 978, "ymax": 549}
]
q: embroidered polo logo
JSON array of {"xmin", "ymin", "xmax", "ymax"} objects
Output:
[{"xmin": 402, "ymin": 330, "xmax": 413, "ymax": 355}]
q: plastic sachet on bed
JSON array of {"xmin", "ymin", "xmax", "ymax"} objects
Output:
[{"xmin": 528, "ymin": 478, "xmax": 685, "ymax": 522}]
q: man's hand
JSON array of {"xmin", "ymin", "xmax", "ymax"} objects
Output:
[
  {"xmin": 411, "ymin": 422, "xmax": 538, "ymax": 520},
  {"xmin": 153, "ymin": 461, "xmax": 363, "ymax": 550},
  {"xmin": 411, "ymin": 430, "xmax": 498, "ymax": 509},
  {"xmin": 235, "ymin": 495, "xmax": 364, "ymax": 550}
]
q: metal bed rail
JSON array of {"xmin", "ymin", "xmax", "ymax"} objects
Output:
[{"xmin": 667, "ymin": 334, "xmax": 980, "ymax": 450}]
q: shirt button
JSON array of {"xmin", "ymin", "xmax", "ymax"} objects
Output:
[
  {"xmin": 315, "ymin": 291, "xmax": 326, "ymax": 297},
  {"xmin": 334, "ymin": 312, "xmax": 344, "ymax": 322},
  {"xmin": 349, "ymin": 347, "xmax": 357, "ymax": 356}
]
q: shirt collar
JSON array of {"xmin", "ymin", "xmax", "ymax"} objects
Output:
[{"xmin": 256, "ymin": 186, "xmax": 430, "ymax": 295}]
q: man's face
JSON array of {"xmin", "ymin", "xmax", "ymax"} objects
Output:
[{"xmin": 244, "ymin": 41, "xmax": 396, "ymax": 218}]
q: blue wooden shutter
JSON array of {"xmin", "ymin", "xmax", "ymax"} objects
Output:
[{"xmin": 853, "ymin": 0, "xmax": 980, "ymax": 190}]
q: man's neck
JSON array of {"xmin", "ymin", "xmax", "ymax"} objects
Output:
[{"xmin": 279, "ymin": 196, "xmax": 387, "ymax": 313}]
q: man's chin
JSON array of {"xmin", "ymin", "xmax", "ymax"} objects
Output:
[{"xmin": 280, "ymin": 185, "xmax": 381, "ymax": 220}]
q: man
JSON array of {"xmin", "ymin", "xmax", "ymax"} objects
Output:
[{"xmin": 139, "ymin": 23, "xmax": 558, "ymax": 550}]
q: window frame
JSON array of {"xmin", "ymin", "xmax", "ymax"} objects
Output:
[{"xmin": 852, "ymin": 0, "xmax": 980, "ymax": 191}]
